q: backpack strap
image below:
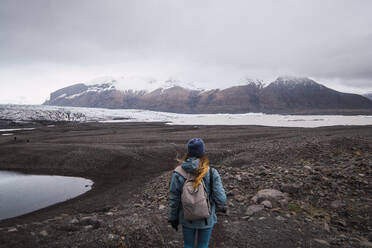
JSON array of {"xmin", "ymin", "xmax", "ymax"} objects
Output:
[
  {"xmin": 205, "ymin": 167, "xmax": 213, "ymax": 226},
  {"xmin": 174, "ymin": 165, "xmax": 192, "ymax": 180},
  {"xmin": 209, "ymin": 166, "xmax": 214, "ymax": 202}
]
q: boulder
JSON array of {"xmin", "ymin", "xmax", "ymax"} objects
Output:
[
  {"xmin": 245, "ymin": 204, "xmax": 264, "ymax": 216},
  {"xmin": 79, "ymin": 216, "xmax": 102, "ymax": 229},
  {"xmin": 252, "ymin": 189, "xmax": 289, "ymax": 208}
]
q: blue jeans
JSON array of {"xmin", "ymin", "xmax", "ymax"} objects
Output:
[{"xmin": 182, "ymin": 226, "xmax": 213, "ymax": 248}]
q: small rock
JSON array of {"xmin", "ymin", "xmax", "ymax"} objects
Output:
[
  {"xmin": 278, "ymin": 198, "xmax": 289, "ymax": 208},
  {"xmin": 245, "ymin": 204, "xmax": 264, "ymax": 216},
  {"xmin": 338, "ymin": 234, "xmax": 347, "ymax": 240},
  {"xmin": 262, "ymin": 200, "xmax": 272, "ymax": 209},
  {"xmin": 159, "ymin": 204, "xmax": 166, "ymax": 210},
  {"xmin": 69, "ymin": 218, "xmax": 79, "ymax": 224},
  {"xmin": 331, "ymin": 218, "xmax": 346, "ymax": 227},
  {"xmin": 275, "ymin": 216, "xmax": 285, "ymax": 221},
  {"xmin": 84, "ymin": 225, "xmax": 94, "ymax": 231},
  {"xmin": 105, "ymin": 212, "xmax": 114, "ymax": 216},
  {"xmin": 324, "ymin": 221, "xmax": 330, "ymax": 233},
  {"xmin": 311, "ymin": 175, "xmax": 321, "ymax": 181},
  {"xmin": 350, "ymin": 237, "xmax": 361, "ymax": 243},
  {"xmin": 79, "ymin": 217, "xmax": 102, "ymax": 229},
  {"xmin": 314, "ymin": 239, "xmax": 330, "ymax": 246},
  {"xmin": 39, "ymin": 230, "xmax": 48, "ymax": 237},
  {"xmin": 106, "ymin": 233, "xmax": 120, "ymax": 246},
  {"xmin": 235, "ymin": 175, "xmax": 242, "ymax": 181},
  {"xmin": 304, "ymin": 165, "xmax": 313, "ymax": 171},
  {"xmin": 360, "ymin": 238, "xmax": 372, "ymax": 248},
  {"xmin": 8, "ymin": 228, "xmax": 18, "ymax": 232},
  {"xmin": 330, "ymin": 200, "xmax": 345, "ymax": 209},
  {"xmin": 234, "ymin": 194, "xmax": 245, "ymax": 202},
  {"xmin": 259, "ymin": 171, "xmax": 267, "ymax": 176}
]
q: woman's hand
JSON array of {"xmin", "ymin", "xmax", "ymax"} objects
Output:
[{"xmin": 168, "ymin": 219, "xmax": 179, "ymax": 231}]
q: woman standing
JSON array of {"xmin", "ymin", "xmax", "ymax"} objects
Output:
[{"xmin": 169, "ymin": 138, "xmax": 226, "ymax": 248}]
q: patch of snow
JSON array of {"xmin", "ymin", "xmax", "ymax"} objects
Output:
[
  {"xmin": 64, "ymin": 84, "xmax": 115, "ymax": 99},
  {"xmin": 0, "ymin": 128, "xmax": 35, "ymax": 132},
  {"xmin": 2, "ymin": 133, "xmax": 14, "ymax": 136},
  {"xmin": 56, "ymin": 94, "xmax": 67, "ymax": 99},
  {"xmin": 87, "ymin": 75, "xmax": 204, "ymax": 93},
  {"xmin": 274, "ymin": 76, "xmax": 319, "ymax": 86}
]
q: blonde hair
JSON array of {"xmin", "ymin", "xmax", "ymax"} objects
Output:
[{"xmin": 177, "ymin": 154, "xmax": 209, "ymax": 189}]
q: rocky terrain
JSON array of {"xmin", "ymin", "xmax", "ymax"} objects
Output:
[
  {"xmin": 43, "ymin": 76, "xmax": 372, "ymax": 115},
  {"xmin": 0, "ymin": 123, "xmax": 371, "ymax": 247}
]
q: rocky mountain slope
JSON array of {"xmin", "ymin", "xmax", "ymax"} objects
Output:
[
  {"xmin": 364, "ymin": 92, "xmax": 372, "ymax": 101},
  {"xmin": 43, "ymin": 76, "xmax": 372, "ymax": 114}
]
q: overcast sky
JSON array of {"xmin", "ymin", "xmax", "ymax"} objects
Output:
[{"xmin": 1, "ymin": 0, "xmax": 372, "ymax": 104}]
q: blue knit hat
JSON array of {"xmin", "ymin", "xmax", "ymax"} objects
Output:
[{"xmin": 187, "ymin": 138, "xmax": 205, "ymax": 157}]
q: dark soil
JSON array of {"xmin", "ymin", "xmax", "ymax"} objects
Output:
[{"xmin": 0, "ymin": 122, "xmax": 371, "ymax": 247}]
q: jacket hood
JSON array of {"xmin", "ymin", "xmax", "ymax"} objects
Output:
[{"xmin": 181, "ymin": 157, "xmax": 200, "ymax": 174}]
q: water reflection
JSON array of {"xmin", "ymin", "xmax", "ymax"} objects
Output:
[{"xmin": 0, "ymin": 171, "xmax": 93, "ymax": 220}]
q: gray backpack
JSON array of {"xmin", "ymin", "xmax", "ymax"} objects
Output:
[{"xmin": 174, "ymin": 165, "xmax": 213, "ymax": 221}]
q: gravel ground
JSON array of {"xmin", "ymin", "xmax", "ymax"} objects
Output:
[{"xmin": 0, "ymin": 122, "xmax": 371, "ymax": 247}]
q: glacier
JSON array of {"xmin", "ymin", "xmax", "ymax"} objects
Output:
[{"xmin": 1, "ymin": 104, "xmax": 372, "ymax": 128}]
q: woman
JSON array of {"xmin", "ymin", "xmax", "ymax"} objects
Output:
[{"xmin": 169, "ymin": 138, "xmax": 227, "ymax": 248}]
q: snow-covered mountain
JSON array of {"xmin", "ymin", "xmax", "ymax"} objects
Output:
[
  {"xmin": 363, "ymin": 92, "xmax": 372, "ymax": 101},
  {"xmin": 43, "ymin": 76, "xmax": 372, "ymax": 114}
]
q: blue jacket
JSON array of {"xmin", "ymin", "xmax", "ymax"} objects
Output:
[{"xmin": 169, "ymin": 157, "xmax": 227, "ymax": 229}]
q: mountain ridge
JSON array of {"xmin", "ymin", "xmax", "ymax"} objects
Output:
[
  {"xmin": 363, "ymin": 92, "xmax": 372, "ymax": 101},
  {"xmin": 43, "ymin": 77, "xmax": 372, "ymax": 115}
]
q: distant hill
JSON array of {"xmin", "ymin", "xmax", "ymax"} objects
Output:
[{"xmin": 43, "ymin": 76, "xmax": 372, "ymax": 114}]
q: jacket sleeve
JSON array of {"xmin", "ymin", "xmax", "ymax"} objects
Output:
[
  {"xmin": 211, "ymin": 168, "xmax": 227, "ymax": 206},
  {"xmin": 169, "ymin": 172, "xmax": 183, "ymax": 221}
]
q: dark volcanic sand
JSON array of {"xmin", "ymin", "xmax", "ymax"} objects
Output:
[{"xmin": 0, "ymin": 122, "xmax": 371, "ymax": 247}]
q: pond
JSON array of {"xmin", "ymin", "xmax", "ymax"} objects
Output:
[{"xmin": 0, "ymin": 171, "xmax": 93, "ymax": 220}]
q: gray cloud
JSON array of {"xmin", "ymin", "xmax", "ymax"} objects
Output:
[{"xmin": 1, "ymin": 0, "xmax": 372, "ymax": 103}]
